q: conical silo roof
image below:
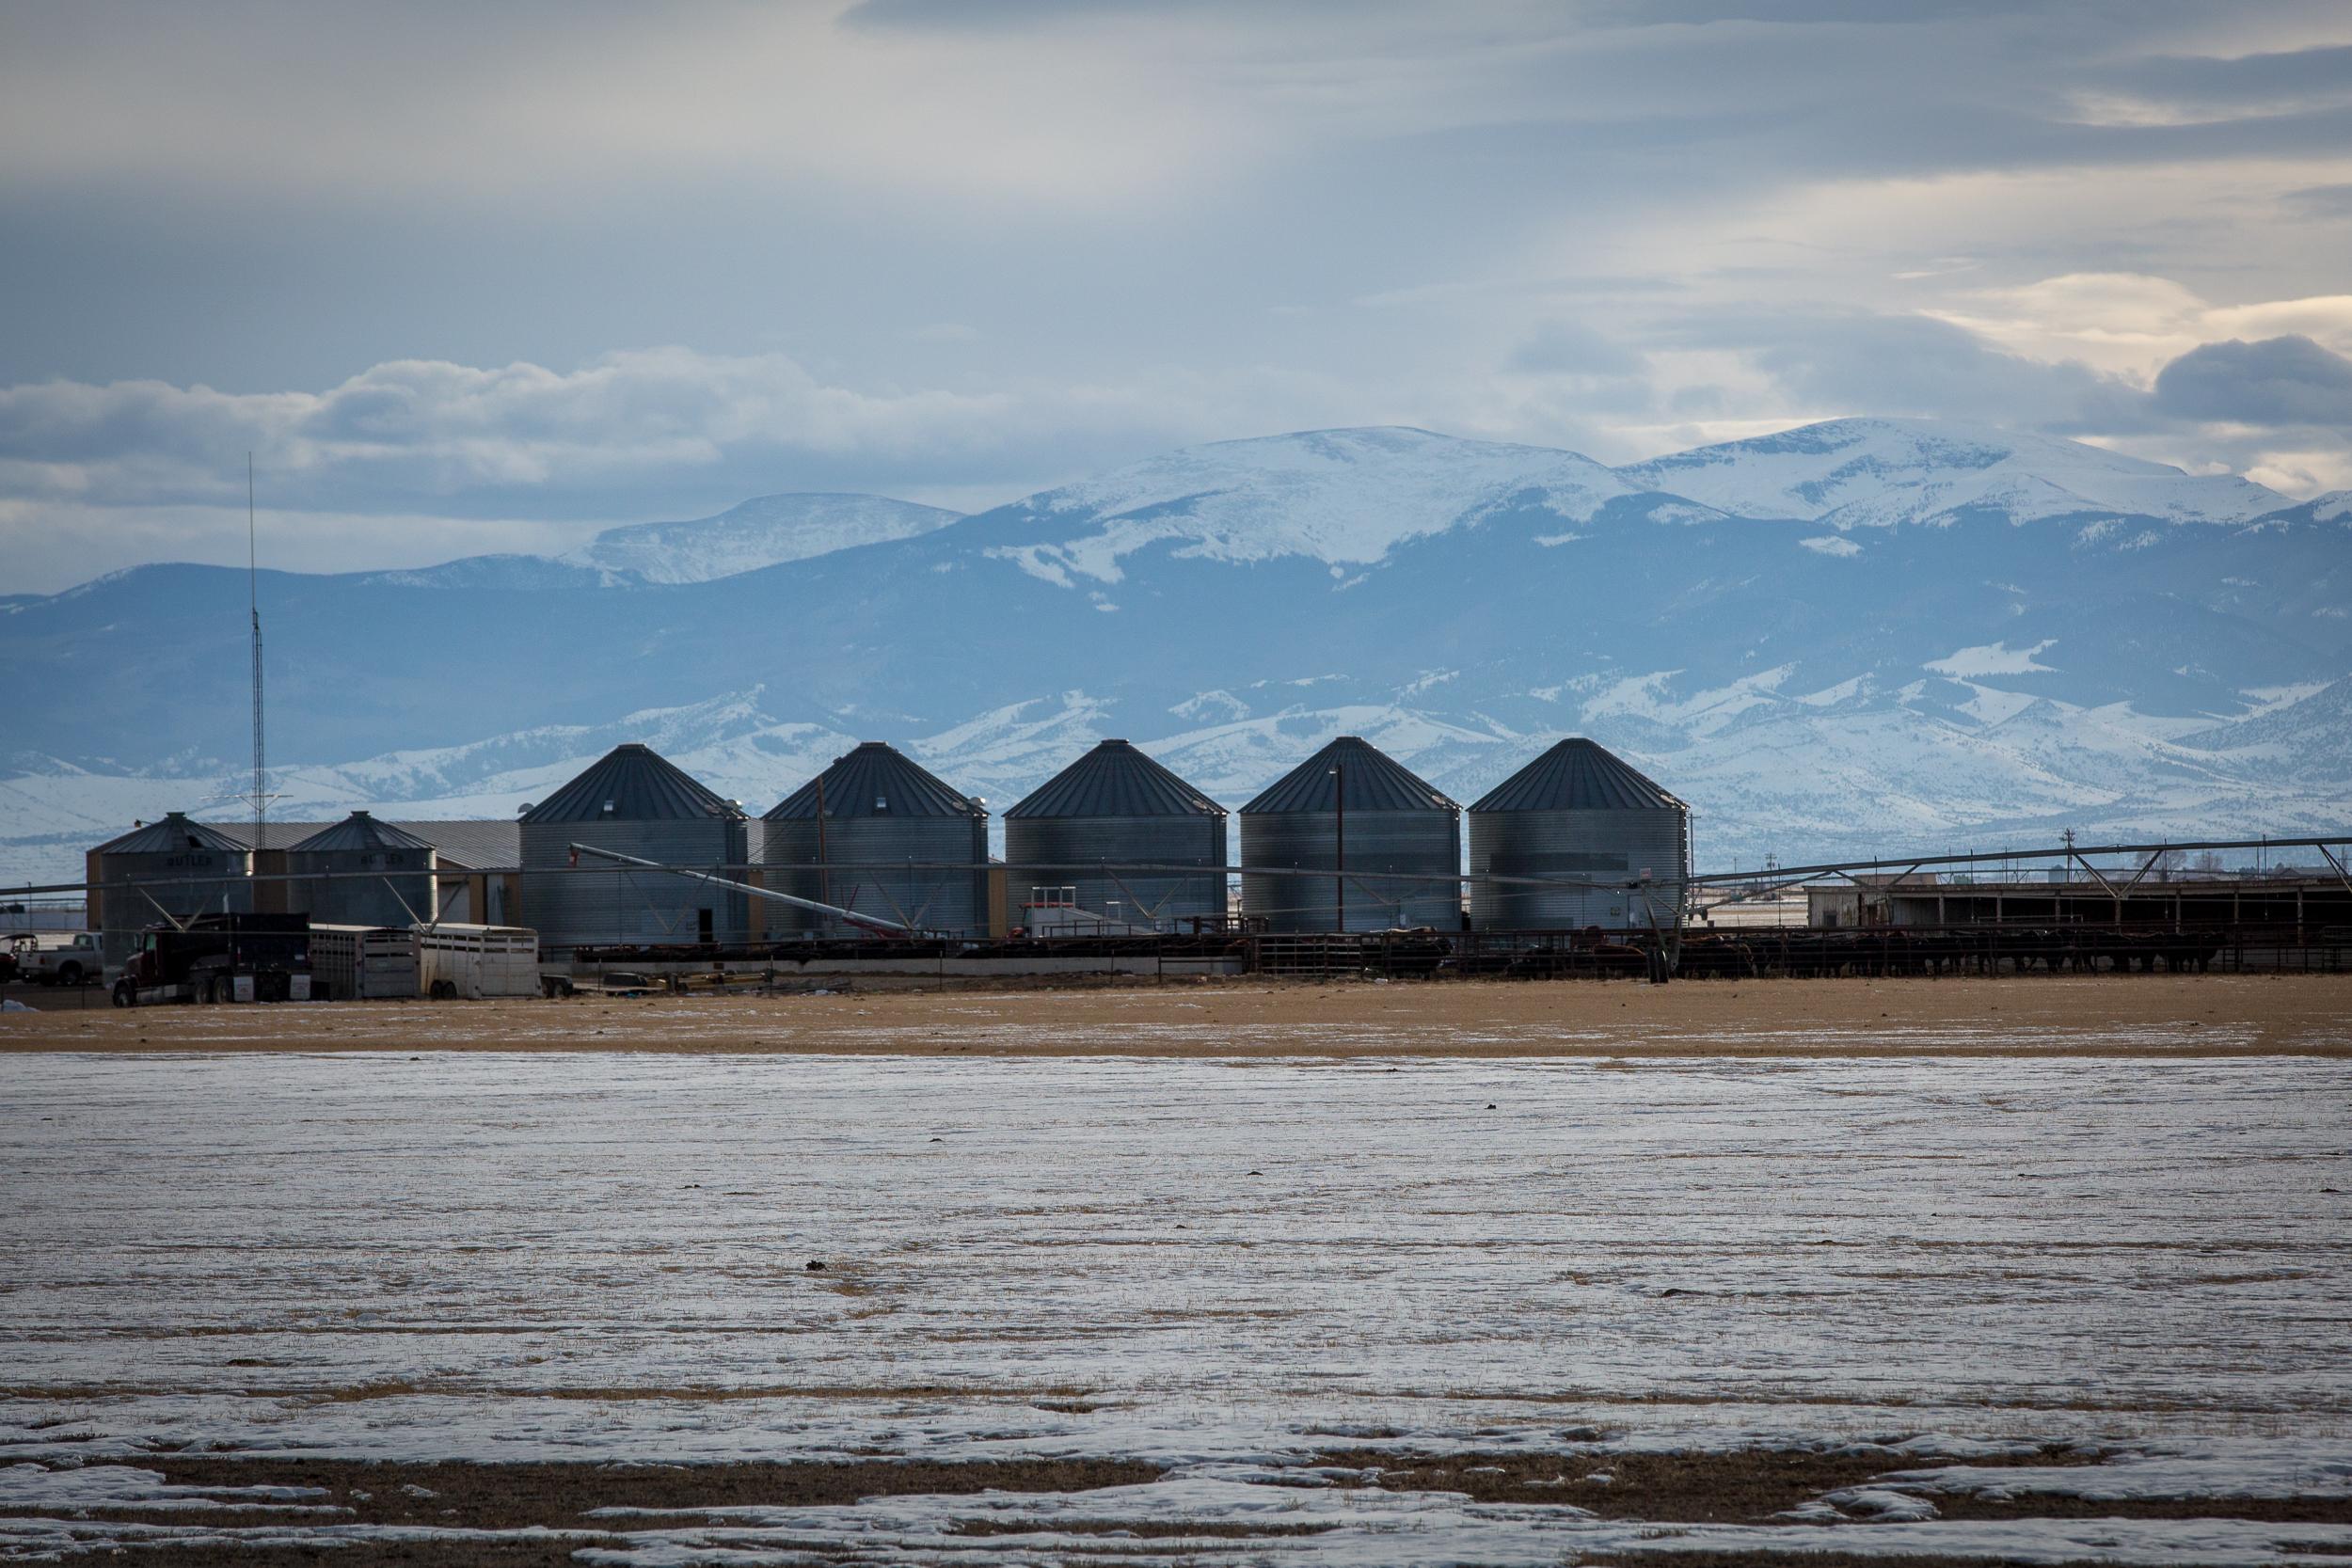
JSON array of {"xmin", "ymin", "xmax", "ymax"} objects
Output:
[
  {"xmin": 1005, "ymin": 740, "xmax": 1224, "ymax": 820},
  {"xmin": 766, "ymin": 741, "xmax": 983, "ymax": 820},
  {"xmin": 1240, "ymin": 736, "xmax": 1458, "ymax": 815},
  {"xmin": 94, "ymin": 811, "xmax": 247, "ymax": 855},
  {"xmin": 519, "ymin": 743, "xmax": 746, "ymax": 825},
  {"xmin": 286, "ymin": 811, "xmax": 437, "ymax": 854},
  {"xmin": 1470, "ymin": 737, "xmax": 1684, "ymax": 813}
]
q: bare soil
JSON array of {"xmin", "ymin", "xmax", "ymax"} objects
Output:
[
  {"xmin": 1324, "ymin": 1445, "xmax": 2352, "ymax": 1526},
  {"xmin": 1313, "ymin": 1445, "xmax": 2106, "ymax": 1521},
  {"xmin": 1568, "ymin": 1556, "xmax": 2128, "ymax": 1568},
  {"xmin": 151, "ymin": 1454, "xmax": 1158, "ymax": 1524},
  {"xmin": 21, "ymin": 1450, "xmax": 2348, "ymax": 1565},
  {"xmin": 3, "ymin": 973, "xmax": 2346, "ymax": 1055}
]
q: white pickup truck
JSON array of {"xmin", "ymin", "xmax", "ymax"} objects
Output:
[{"xmin": 12, "ymin": 931, "xmax": 105, "ymax": 987}]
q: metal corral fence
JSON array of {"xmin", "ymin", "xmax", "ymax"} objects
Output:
[
  {"xmin": 539, "ymin": 919, "xmax": 2351, "ymax": 986},
  {"xmin": 1244, "ymin": 923, "xmax": 2352, "ymax": 980}
]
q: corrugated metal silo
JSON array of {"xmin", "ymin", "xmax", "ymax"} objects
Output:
[
  {"xmin": 92, "ymin": 812, "xmax": 253, "ymax": 965},
  {"xmin": 518, "ymin": 743, "xmax": 751, "ymax": 951},
  {"xmin": 286, "ymin": 812, "xmax": 439, "ymax": 928},
  {"xmin": 761, "ymin": 742, "xmax": 989, "ymax": 936},
  {"xmin": 1004, "ymin": 739, "xmax": 1227, "ymax": 928},
  {"xmin": 1469, "ymin": 737, "xmax": 1689, "ymax": 931},
  {"xmin": 1238, "ymin": 736, "xmax": 1460, "ymax": 933}
]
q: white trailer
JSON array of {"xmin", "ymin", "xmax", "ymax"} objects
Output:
[
  {"xmin": 417, "ymin": 923, "xmax": 540, "ymax": 1000},
  {"xmin": 308, "ymin": 924, "xmax": 421, "ymax": 1002}
]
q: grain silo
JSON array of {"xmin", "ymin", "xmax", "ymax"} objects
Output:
[
  {"xmin": 1238, "ymin": 736, "xmax": 1460, "ymax": 933},
  {"xmin": 285, "ymin": 812, "xmax": 439, "ymax": 929},
  {"xmin": 761, "ymin": 742, "xmax": 989, "ymax": 937},
  {"xmin": 1003, "ymin": 740, "xmax": 1228, "ymax": 929},
  {"xmin": 1468, "ymin": 737, "xmax": 1689, "ymax": 931},
  {"xmin": 91, "ymin": 812, "xmax": 253, "ymax": 965},
  {"xmin": 517, "ymin": 743, "xmax": 751, "ymax": 951}
]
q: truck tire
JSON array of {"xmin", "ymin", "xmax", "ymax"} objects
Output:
[
  {"xmin": 207, "ymin": 975, "xmax": 229, "ymax": 1006},
  {"xmin": 112, "ymin": 980, "xmax": 135, "ymax": 1008},
  {"xmin": 57, "ymin": 962, "xmax": 82, "ymax": 987}
]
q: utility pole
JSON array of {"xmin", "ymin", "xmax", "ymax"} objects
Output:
[
  {"xmin": 814, "ymin": 771, "xmax": 831, "ymax": 920},
  {"xmin": 247, "ymin": 454, "xmax": 266, "ymax": 860},
  {"xmin": 1329, "ymin": 758, "xmax": 1346, "ymax": 932}
]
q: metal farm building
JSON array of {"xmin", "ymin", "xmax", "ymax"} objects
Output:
[
  {"xmin": 761, "ymin": 742, "xmax": 990, "ymax": 937},
  {"xmin": 1469, "ymin": 737, "xmax": 1689, "ymax": 931},
  {"xmin": 517, "ymin": 744, "xmax": 751, "ymax": 951},
  {"xmin": 1239, "ymin": 736, "xmax": 1461, "ymax": 933},
  {"xmin": 89, "ymin": 812, "xmax": 254, "ymax": 965},
  {"xmin": 1004, "ymin": 739, "xmax": 1228, "ymax": 928},
  {"xmin": 285, "ymin": 812, "xmax": 438, "ymax": 929}
]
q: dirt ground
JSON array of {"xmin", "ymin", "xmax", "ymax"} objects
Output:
[
  {"xmin": 2, "ymin": 972, "xmax": 2347, "ymax": 1055},
  {"xmin": 8, "ymin": 1449, "xmax": 2344, "ymax": 1568}
]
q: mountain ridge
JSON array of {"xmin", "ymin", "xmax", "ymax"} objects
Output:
[
  {"xmin": 2, "ymin": 418, "xmax": 2344, "ymax": 885},
  {"xmin": 1618, "ymin": 417, "xmax": 2291, "ymax": 530}
]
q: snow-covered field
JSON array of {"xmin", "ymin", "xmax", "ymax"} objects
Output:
[{"xmin": 4, "ymin": 1050, "xmax": 2350, "ymax": 1563}]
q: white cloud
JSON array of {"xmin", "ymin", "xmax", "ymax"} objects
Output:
[
  {"xmin": 1933, "ymin": 274, "xmax": 2352, "ymax": 381},
  {"xmin": 0, "ymin": 347, "xmax": 1295, "ymax": 520},
  {"xmin": 0, "ymin": 7, "xmax": 1248, "ymax": 210}
]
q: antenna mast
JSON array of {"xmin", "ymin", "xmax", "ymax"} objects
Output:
[{"xmin": 248, "ymin": 453, "xmax": 265, "ymax": 857}]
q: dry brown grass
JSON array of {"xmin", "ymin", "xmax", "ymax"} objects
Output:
[{"xmin": 4, "ymin": 973, "xmax": 2347, "ymax": 1056}]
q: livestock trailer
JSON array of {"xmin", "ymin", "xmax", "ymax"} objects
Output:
[
  {"xmin": 417, "ymin": 923, "xmax": 542, "ymax": 1000},
  {"xmin": 308, "ymin": 924, "xmax": 422, "ymax": 1001}
]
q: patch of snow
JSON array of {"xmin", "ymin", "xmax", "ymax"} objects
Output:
[
  {"xmin": 1924, "ymin": 640, "xmax": 2059, "ymax": 677},
  {"xmin": 970, "ymin": 427, "xmax": 1664, "ymax": 585},
  {"xmin": 1620, "ymin": 418, "xmax": 2289, "ymax": 529},
  {"xmin": 565, "ymin": 493, "xmax": 961, "ymax": 584},
  {"xmin": 1798, "ymin": 535, "xmax": 1862, "ymax": 558},
  {"xmin": 3, "ymin": 1057, "xmax": 2351, "ymax": 1566}
]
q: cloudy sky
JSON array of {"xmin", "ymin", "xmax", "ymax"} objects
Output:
[{"xmin": 3, "ymin": 0, "xmax": 2348, "ymax": 591}]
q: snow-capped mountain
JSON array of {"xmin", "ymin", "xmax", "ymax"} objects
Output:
[
  {"xmin": 563, "ymin": 492, "xmax": 961, "ymax": 584},
  {"xmin": 1618, "ymin": 418, "xmax": 2290, "ymax": 530},
  {"xmin": 3, "ymin": 419, "xmax": 2345, "ymax": 886},
  {"xmin": 972, "ymin": 425, "xmax": 1724, "ymax": 588},
  {"xmin": 2246, "ymin": 489, "xmax": 2352, "ymax": 531}
]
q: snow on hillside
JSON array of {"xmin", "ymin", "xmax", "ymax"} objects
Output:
[
  {"xmin": 975, "ymin": 426, "xmax": 1716, "ymax": 587},
  {"xmin": 2176, "ymin": 675, "xmax": 2352, "ymax": 776},
  {"xmin": 2274, "ymin": 489, "xmax": 2352, "ymax": 527},
  {"xmin": 565, "ymin": 493, "xmax": 961, "ymax": 583},
  {"xmin": 353, "ymin": 555, "xmax": 629, "ymax": 591},
  {"xmin": 1618, "ymin": 418, "xmax": 2290, "ymax": 530}
]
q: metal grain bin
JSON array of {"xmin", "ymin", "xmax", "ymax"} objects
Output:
[
  {"xmin": 286, "ymin": 813, "xmax": 439, "ymax": 929},
  {"xmin": 761, "ymin": 742, "xmax": 989, "ymax": 937},
  {"xmin": 1238, "ymin": 736, "xmax": 1460, "ymax": 933},
  {"xmin": 92, "ymin": 812, "xmax": 253, "ymax": 965},
  {"xmin": 518, "ymin": 743, "xmax": 751, "ymax": 951},
  {"xmin": 1468, "ymin": 737, "xmax": 1689, "ymax": 931},
  {"xmin": 1004, "ymin": 739, "xmax": 1228, "ymax": 929}
]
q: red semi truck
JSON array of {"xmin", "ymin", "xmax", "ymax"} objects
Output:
[{"xmin": 111, "ymin": 913, "xmax": 313, "ymax": 1006}]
